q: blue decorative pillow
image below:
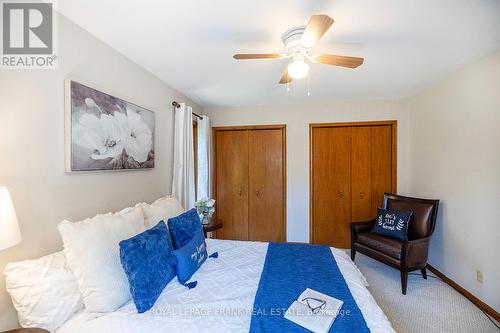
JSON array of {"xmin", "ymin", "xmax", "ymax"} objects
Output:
[
  {"xmin": 173, "ymin": 228, "xmax": 207, "ymax": 285},
  {"xmin": 372, "ymin": 208, "xmax": 413, "ymax": 240},
  {"xmin": 168, "ymin": 208, "xmax": 202, "ymax": 249},
  {"xmin": 119, "ymin": 221, "xmax": 176, "ymax": 313}
]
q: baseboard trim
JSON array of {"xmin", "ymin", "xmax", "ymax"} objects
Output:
[{"xmin": 427, "ymin": 264, "xmax": 499, "ymax": 322}]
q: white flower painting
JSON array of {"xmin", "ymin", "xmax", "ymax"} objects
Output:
[{"xmin": 66, "ymin": 81, "xmax": 155, "ymax": 171}]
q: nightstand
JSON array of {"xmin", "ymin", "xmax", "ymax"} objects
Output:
[{"xmin": 202, "ymin": 218, "xmax": 223, "ymax": 238}]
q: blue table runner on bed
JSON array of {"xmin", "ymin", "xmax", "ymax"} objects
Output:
[{"xmin": 249, "ymin": 242, "xmax": 370, "ymax": 333}]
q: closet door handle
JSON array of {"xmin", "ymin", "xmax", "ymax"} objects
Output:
[
  {"xmin": 339, "ymin": 190, "xmax": 344, "ymax": 199},
  {"xmin": 255, "ymin": 189, "xmax": 260, "ymax": 197},
  {"xmin": 360, "ymin": 192, "xmax": 364, "ymax": 199},
  {"xmin": 237, "ymin": 189, "xmax": 243, "ymax": 197}
]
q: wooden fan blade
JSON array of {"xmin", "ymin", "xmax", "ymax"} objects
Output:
[
  {"xmin": 279, "ymin": 69, "xmax": 292, "ymax": 84},
  {"xmin": 300, "ymin": 15, "xmax": 334, "ymax": 48},
  {"xmin": 233, "ymin": 53, "xmax": 282, "ymax": 60},
  {"xmin": 314, "ymin": 54, "xmax": 364, "ymax": 68}
]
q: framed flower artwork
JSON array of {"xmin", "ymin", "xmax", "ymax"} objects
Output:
[{"xmin": 65, "ymin": 80, "xmax": 155, "ymax": 171}]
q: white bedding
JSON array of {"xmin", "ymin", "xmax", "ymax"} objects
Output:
[{"xmin": 56, "ymin": 239, "xmax": 394, "ymax": 333}]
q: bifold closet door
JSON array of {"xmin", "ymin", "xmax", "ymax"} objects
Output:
[
  {"xmin": 215, "ymin": 130, "xmax": 249, "ymax": 241},
  {"xmin": 311, "ymin": 122, "xmax": 396, "ymax": 248},
  {"xmin": 351, "ymin": 126, "xmax": 373, "ymax": 222},
  {"xmin": 371, "ymin": 125, "xmax": 393, "ymax": 218},
  {"xmin": 248, "ymin": 129, "xmax": 284, "ymax": 242},
  {"xmin": 311, "ymin": 126, "xmax": 352, "ymax": 248}
]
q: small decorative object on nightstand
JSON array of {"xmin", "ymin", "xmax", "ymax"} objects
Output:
[
  {"xmin": 194, "ymin": 198, "xmax": 215, "ymax": 226},
  {"xmin": 2, "ymin": 328, "xmax": 49, "ymax": 333},
  {"xmin": 202, "ymin": 216, "xmax": 223, "ymax": 238}
]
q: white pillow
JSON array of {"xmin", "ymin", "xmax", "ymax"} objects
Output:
[
  {"xmin": 4, "ymin": 251, "xmax": 83, "ymax": 332},
  {"xmin": 57, "ymin": 206, "xmax": 145, "ymax": 314},
  {"xmin": 141, "ymin": 195, "xmax": 185, "ymax": 228}
]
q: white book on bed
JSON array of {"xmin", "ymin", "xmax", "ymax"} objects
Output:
[{"xmin": 284, "ymin": 288, "xmax": 344, "ymax": 333}]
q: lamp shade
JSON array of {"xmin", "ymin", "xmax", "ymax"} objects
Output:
[{"xmin": 0, "ymin": 187, "xmax": 22, "ymax": 251}]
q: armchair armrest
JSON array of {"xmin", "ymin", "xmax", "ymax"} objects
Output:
[
  {"xmin": 350, "ymin": 220, "xmax": 375, "ymax": 236},
  {"xmin": 349, "ymin": 220, "xmax": 375, "ymax": 260},
  {"xmin": 402, "ymin": 237, "xmax": 431, "ymax": 268}
]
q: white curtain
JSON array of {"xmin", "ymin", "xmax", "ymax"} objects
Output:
[
  {"xmin": 172, "ymin": 103, "xmax": 196, "ymax": 209},
  {"xmin": 196, "ymin": 115, "xmax": 211, "ymax": 200}
]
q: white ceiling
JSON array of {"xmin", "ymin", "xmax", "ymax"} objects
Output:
[{"xmin": 58, "ymin": 0, "xmax": 500, "ymax": 108}]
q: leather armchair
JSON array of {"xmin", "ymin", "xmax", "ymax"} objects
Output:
[{"xmin": 350, "ymin": 193, "xmax": 439, "ymax": 294}]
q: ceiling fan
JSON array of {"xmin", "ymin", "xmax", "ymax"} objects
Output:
[{"xmin": 233, "ymin": 15, "xmax": 364, "ymax": 84}]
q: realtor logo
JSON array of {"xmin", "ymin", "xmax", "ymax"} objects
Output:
[{"xmin": 1, "ymin": 0, "xmax": 57, "ymax": 69}]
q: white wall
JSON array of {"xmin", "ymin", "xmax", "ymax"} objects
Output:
[
  {"xmin": 408, "ymin": 51, "xmax": 500, "ymax": 311},
  {"xmin": 205, "ymin": 99, "xmax": 411, "ymax": 243},
  {"xmin": 0, "ymin": 14, "xmax": 201, "ymax": 330}
]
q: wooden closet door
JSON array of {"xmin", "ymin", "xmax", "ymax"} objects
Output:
[
  {"xmin": 351, "ymin": 127, "xmax": 372, "ymax": 221},
  {"xmin": 215, "ymin": 130, "xmax": 249, "ymax": 240},
  {"xmin": 312, "ymin": 127, "xmax": 351, "ymax": 248},
  {"xmin": 248, "ymin": 129, "xmax": 284, "ymax": 242},
  {"xmin": 371, "ymin": 125, "xmax": 393, "ymax": 217}
]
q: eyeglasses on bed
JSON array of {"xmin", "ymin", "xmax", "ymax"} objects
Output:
[{"xmin": 301, "ymin": 297, "xmax": 327, "ymax": 314}]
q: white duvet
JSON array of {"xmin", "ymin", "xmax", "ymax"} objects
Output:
[{"xmin": 57, "ymin": 239, "xmax": 395, "ymax": 333}]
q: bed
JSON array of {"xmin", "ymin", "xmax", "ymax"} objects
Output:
[{"xmin": 56, "ymin": 239, "xmax": 395, "ymax": 333}]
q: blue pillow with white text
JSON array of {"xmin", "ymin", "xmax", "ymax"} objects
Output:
[
  {"xmin": 168, "ymin": 208, "xmax": 203, "ymax": 249},
  {"xmin": 372, "ymin": 208, "xmax": 413, "ymax": 240},
  {"xmin": 173, "ymin": 228, "xmax": 207, "ymax": 285},
  {"xmin": 119, "ymin": 221, "xmax": 176, "ymax": 313}
]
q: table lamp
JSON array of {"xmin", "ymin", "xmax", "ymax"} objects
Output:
[{"xmin": 0, "ymin": 186, "xmax": 22, "ymax": 251}]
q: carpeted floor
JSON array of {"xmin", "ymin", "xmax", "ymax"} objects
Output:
[{"xmin": 352, "ymin": 252, "xmax": 499, "ymax": 333}]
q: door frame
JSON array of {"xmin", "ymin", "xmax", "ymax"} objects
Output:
[
  {"xmin": 309, "ymin": 120, "xmax": 398, "ymax": 244},
  {"xmin": 211, "ymin": 124, "xmax": 287, "ymax": 241}
]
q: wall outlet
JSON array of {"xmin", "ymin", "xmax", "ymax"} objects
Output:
[{"xmin": 476, "ymin": 270, "xmax": 483, "ymax": 284}]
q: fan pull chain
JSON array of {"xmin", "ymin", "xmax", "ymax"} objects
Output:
[{"xmin": 286, "ymin": 82, "xmax": 290, "ymax": 92}]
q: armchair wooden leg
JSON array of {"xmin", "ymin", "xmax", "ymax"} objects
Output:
[
  {"xmin": 421, "ymin": 267, "xmax": 427, "ymax": 280},
  {"xmin": 400, "ymin": 270, "xmax": 408, "ymax": 295}
]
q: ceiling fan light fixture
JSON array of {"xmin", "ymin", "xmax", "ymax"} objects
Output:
[
  {"xmin": 287, "ymin": 58, "xmax": 309, "ymax": 79},
  {"xmin": 233, "ymin": 15, "xmax": 363, "ymax": 85}
]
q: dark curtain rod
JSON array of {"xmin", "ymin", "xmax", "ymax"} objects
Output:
[{"xmin": 172, "ymin": 101, "xmax": 203, "ymax": 120}]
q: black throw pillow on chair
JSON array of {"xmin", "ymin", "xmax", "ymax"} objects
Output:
[{"xmin": 372, "ymin": 208, "xmax": 413, "ymax": 240}]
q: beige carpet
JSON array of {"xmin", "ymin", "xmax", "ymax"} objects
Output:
[{"xmin": 352, "ymin": 252, "xmax": 499, "ymax": 333}]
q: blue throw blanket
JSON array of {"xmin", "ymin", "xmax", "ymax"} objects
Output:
[{"xmin": 249, "ymin": 242, "xmax": 370, "ymax": 332}]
